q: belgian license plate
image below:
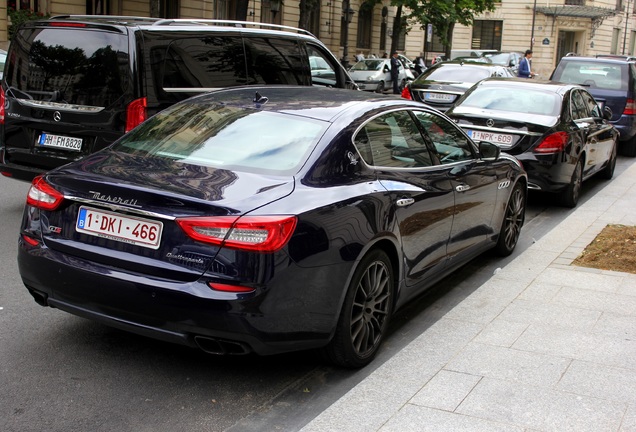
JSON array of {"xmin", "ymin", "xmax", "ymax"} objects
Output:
[
  {"xmin": 424, "ymin": 92, "xmax": 454, "ymax": 102},
  {"xmin": 76, "ymin": 206, "xmax": 163, "ymax": 249},
  {"xmin": 467, "ymin": 130, "xmax": 514, "ymax": 146},
  {"xmin": 38, "ymin": 133, "xmax": 83, "ymax": 151}
]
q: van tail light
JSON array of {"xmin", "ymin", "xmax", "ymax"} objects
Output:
[
  {"xmin": 533, "ymin": 131, "xmax": 568, "ymax": 154},
  {"xmin": 623, "ymin": 98, "xmax": 636, "ymax": 115},
  {"xmin": 176, "ymin": 215, "xmax": 297, "ymax": 253},
  {"xmin": 401, "ymin": 86, "xmax": 412, "ymax": 100},
  {"xmin": 26, "ymin": 175, "xmax": 65, "ymax": 211},
  {"xmin": 49, "ymin": 22, "xmax": 87, "ymax": 28},
  {"xmin": 0, "ymin": 86, "xmax": 5, "ymax": 124},
  {"xmin": 125, "ymin": 97, "xmax": 147, "ymax": 132}
]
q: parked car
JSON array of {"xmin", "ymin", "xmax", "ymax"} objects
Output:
[
  {"xmin": 349, "ymin": 58, "xmax": 414, "ymax": 93},
  {"xmin": 401, "ymin": 60, "xmax": 515, "ymax": 111},
  {"xmin": 447, "ymin": 78, "xmax": 618, "ymax": 207},
  {"xmin": 483, "ymin": 51, "xmax": 524, "ymax": 74},
  {"xmin": 0, "ymin": 48, "xmax": 6, "ymax": 81},
  {"xmin": 0, "ymin": 16, "xmax": 357, "ymax": 182},
  {"xmin": 18, "ymin": 85, "xmax": 527, "ymax": 368},
  {"xmin": 450, "ymin": 49, "xmax": 498, "ymax": 60},
  {"xmin": 550, "ymin": 55, "xmax": 636, "ymax": 156}
]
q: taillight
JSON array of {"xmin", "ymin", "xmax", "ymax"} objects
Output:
[
  {"xmin": 26, "ymin": 175, "xmax": 65, "ymax": 211},
  {"xmin": 206, "ymin": 282, "xmax": 255, "ymax": 293},
  {"xmin": 624, "ymin": 98, "xmax": 636, "ymax": 115},
  {"xmin": 401, "ymin": 86, "xmax": 412, "ymax": 100},
  {"xmin": 125, "ymin": 97, "xmax": 147, "ymax": 132},
  {"xmin": 49, "ymin": 22, "xmax": 87, "ymax": 28},
  {"xmin": 533, "ymin": 131, "xmax": 568, "ymax": 154},
  {"xmin": 0, "ymin": 86, "xmax": 5, "ymax": 124},
  {"xmin": 176, "ymin": 215, "xmax": 297, "ymax": 252}
]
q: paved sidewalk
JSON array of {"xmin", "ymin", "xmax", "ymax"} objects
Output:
[{"xmin": 302, "ymin": 162, "xmax": 636, "ymax": 432}]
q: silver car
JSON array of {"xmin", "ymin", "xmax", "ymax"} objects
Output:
[{"xmin": 349, "ymin": 59, "xmax": 413, "ymax": 93}]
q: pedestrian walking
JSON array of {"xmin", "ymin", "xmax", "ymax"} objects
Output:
[{"xmin": 518, "ymin": 49, "xmax": 536, "ymax": 78}]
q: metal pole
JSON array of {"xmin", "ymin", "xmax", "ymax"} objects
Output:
[
  {"xmin": 530, "ymin": 0, "xmax": 537, "ymax": 49},
  {"xmin": 341, "ymin": 0, "xmax": 350, "ymax": 69},
  {"xmin": 623, "ymin": 0, "xmax": 630, "ymax": 55}
]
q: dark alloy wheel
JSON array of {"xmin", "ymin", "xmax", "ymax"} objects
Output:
[
  {"xmin": 560, "ymin": 158, "xmax": 583, "ymax": 208},
  {"xmin": 494, "ymin": 182, "xmax": 526, "ymax": 256},
  {"xmin": 322, "ymin": 249, "xmax": 394, "ymax": 368}
]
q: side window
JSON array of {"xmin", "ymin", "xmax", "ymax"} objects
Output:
[
  {"xmin": 570, "ymin": 90, "xmax": 589, "ymax": 120},
  {"xmin": 413, "ymin": 111, "xmax": 475, "ymax": 164},
  {"xmin": 244, "ymin": 37, "xmax": 309, "ymax": 85},
  {"xmin": 581, "ymin": 90, "xmax": 601, "ymax": 117},
  {"xmin": 353, "ymin": 111, "xmax": 434, "ymax": 168},
  {"xmin": 306, "ymin": 44, "xmax": 339, "ymax": 88}
]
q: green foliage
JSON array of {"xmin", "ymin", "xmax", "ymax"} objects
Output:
[{"xmin": 8, "ymin": 8, "xmax": 50, "ymax": 40}]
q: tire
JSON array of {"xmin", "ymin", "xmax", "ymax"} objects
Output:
[
  {"xmin": 620, "ymin": 136, "xmax": 636, "ymax": 157},
  {"xmin": 322, "ymin": 249, "xmax": 394, "ymax": 368},
  {"xmin": 494, "ymin": 182, "xmax": 526, "ymax": 256},
  {"xmin": 599, "ymin": 141, "xmax": 617, "ymax": 180},
  {"xmin": 559, "ymin": 158, "xmax": 583, "ymax": 208},
  {"xmin": 376, "ymin": 81, "xmax": 385, "ymax": 93}
]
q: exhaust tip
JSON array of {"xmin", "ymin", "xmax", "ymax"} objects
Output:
[
  {"xmin": 27, "ymin": 288, "xmax": 49, "ymax": 307},
  {"xmin": 194, "ymin": 336, "xmax": 251, "ymax": 355}
]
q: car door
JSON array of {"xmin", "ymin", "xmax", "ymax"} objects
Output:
[
  {"xmin": 412, "ymin": 111, "xmax": 502, "ymax": 265},
  {"xmin": 353, "ymin": 109, "xmax": 454, "ymax": 287},
  {"xmin": 571, "ymin": 88, "xmax": 615, "ymax": 175}
]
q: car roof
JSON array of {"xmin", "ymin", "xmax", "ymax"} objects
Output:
[
  {"xmin": 558, "ymin": 56, "xmax": 633, "ymax": 65},
  {"xmin": 179, "ymin": 85, "xmax": 427, "ymax": 122}
]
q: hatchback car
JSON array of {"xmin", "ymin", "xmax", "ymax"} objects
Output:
[
  {"xmin": 0, "ymin": 16, "xmax": 357, "ymax": 182},
  {"xmin": 447, "ymin": 78, "xmax": 618, "ymax": 207},
  {"xmin": 401, "ymin": 60, "xmax": 515, "ymax": 111},
  {"xmin": 18, "ymin": 86, "xmax": 527, "ymax": 368},
  {"xmin": 349, "ymin": 58, "xmax": 414, "ymax": 92},
  {"xmin": 550, "ymin": 56, "xmax": 636, "ymax": 156}
]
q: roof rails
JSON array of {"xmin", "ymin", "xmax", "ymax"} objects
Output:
[
  {"xmin": 152, "ymin": 19, "xmax": 315, "ymax": 37},
  {"xmin": 48, "ymin": 15, "xmax": 162, "ymax": 25}
]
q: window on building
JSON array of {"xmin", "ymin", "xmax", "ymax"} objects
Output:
[
  {"xmin": 471, "ymin": 20, "xmax": 502, "ymax": 50},
  {"xmin": 9, "ymin": 0, "xmax": 38, "ymax": 12},
  {"xmin": 86, "ymin": 0, "xmax": 111, "ymax": 14},
  {"xmin": 616, "ymin": 0, "xmax": 624, "ymax": 11},
  {"xmin": 160, "ymin": 0, "xmax": 179, "ymax": 18},
  {"xmin": 261, "ymin": 0, "xmax": 282, "ymax": 24},
  {"xmin": 611, "ymin": 28, "xmax": 621, "ymax": 54},
  {"xmin": 356, "ymin": 2, "xmax": 373, "ymax": 49}
]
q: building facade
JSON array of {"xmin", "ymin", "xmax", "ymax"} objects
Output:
[{"xmin": 1, "ymin": 0, "xmax": 635, "ymax": 77}]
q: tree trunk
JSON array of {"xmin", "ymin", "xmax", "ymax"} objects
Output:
[
  {"xmin": 445, "ymin": 22, "xmax": 455, "ymax": 60},
  {"xmin": 149, "ymin": 0, "xmax": 160, "ymax": 17},
  {"xmin": 390, "ymin": 5, "xmax": 403, "ymax": 54}
]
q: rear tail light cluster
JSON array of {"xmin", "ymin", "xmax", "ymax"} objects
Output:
[
  {"xmin": 533, "ymin": 131, "xmax": 568, "ymax": 154},
  {"xmin": 125, "ymin": 97, "xmax": 147, "ymax": 132},
  {"xmin": 623, "ymin": 98, "xmax": 636, "ymax": 115},
  {"xmin": 176, "ymin": 215, "xmax": 297, "ymax": 253},
  {"xmin": 0, "ymin": 86, "xmax": 5, "ymax": 124},
  {"xmin": 26, "ymin": 175, "xmax": 65, "ymax": 211},
  {"xmin": 401, "ymin": 86, "xmax": 412, "ymax": 100}
]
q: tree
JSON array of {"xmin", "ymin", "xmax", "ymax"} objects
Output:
[{"xmin": 402, "ymin": 0, "xmax": 496, "ymax": 59}]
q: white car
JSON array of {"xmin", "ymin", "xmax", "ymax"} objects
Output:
[{"xmin": 349, "ymin": 59, "xmax": 413, "ymax": 93}]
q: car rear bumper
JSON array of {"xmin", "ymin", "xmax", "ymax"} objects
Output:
[
  {"xmin": 18, "ymin": 239, "xmax": 346, "ymax": 356},
  {"xmin": 612, "ymin": 114, "xmax": 636, "ymax": 142},
  {"xmin": 515, "ymin": 153, "xmax": 574, "ymax": 193},
  {"xmin": 0, "ymin": 148, "xmax": 44, "ymax": 182}
]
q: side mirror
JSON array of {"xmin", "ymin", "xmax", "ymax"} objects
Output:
[
  {"xmin": 383, "ymin": 65, "xmax": 390, "ymax": 73},
  {"xmin": 479, "ymin": 141, "xmax": 500, "ymax": 160},
  {"xmin": 603, "ymin": 106, "xmax": 613, "ymax": 121}
]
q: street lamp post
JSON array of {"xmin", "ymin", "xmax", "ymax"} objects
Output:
[{"xmin": 341, "ymin": 0, "xmax": 355, "ymax": 69}]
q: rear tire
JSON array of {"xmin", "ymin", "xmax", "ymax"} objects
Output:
[
  {"xmin": 321, "ymin": 249, "xmax": 394, "ymax": 368},
  {"xmin": 494, "ymin": 182, "xmax": 526, "ymax": 256},
  {"xmin": 559, "ymin": 158, "xmax": 583, "ymax": 208},
  {"xmin": 620, "ymin": 136, "xmax": 636, "ymax": 157}
]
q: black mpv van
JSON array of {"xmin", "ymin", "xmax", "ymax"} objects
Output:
[{"xmin": 0, "ymin": 16, "xmax": 357, "ymax": 181}]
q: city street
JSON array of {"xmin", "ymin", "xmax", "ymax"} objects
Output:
[{"xmin": 1, "ymin": 156, "xmax": 632, "ymax": 432}]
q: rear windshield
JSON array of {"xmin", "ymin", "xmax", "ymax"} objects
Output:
[
  {"xmin": 350, "ymin": 60, "xmax": 385, "ymax": 71},
  {"xmin": 555, "ymin": 61, "xmax": 626, "ymax": 91},
  {"xmin": 4, "ymin": 27, "xmax": 129, "ymax": 108},
  {"xmin": 460, "ymin": 86, "xmax": 561, "ymax": 116},
  {"xmin": 419, "ymin": 65, "xmax": 493, "ymax": 83},
  {"xmin": 113, "ymin": 101, "xmax": 327, "ymax": 175}
]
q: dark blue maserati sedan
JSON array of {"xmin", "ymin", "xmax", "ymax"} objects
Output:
[{"xmin": 18, "ymin": 86, "xmax": 527, "ymax": 368}]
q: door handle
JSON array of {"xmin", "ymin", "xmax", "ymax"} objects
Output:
[
  {"xmin": 396, "ymin": 198, "xmax": 415, "ymax": 207},
  {"xmin": 455, "ymin": 184, "xmax": 471, "ymax": 192}
]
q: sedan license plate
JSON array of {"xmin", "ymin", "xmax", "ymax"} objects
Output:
[
  {"xmin": 38, "ymin": 133, "xmax": 83, "ymax": 151},
  {"xmin": 424, "ymin": 92, "xmax": 455, "ymax": 102},
  {"xmin": 76, "ymin": 206, "xmax": 163, "ymax": 249},
  {"xmin": 467, "ymin": 130, "xmax": 514, "ymax": 146}
]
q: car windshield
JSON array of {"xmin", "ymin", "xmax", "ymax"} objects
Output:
[
  {"xmin": 484, "ymin": 53, "xmax": 511, "ymax": 65},
  {"xmin": 459, "ymin": 86, "xmax": 561, "ymax": 116},
  {"xmin": 556, "ymin": 62, "xmax": 625, "ymax": 91},
  {"xmin": 351, "ymin": 60, "xmax": 385, "ymax": 71},
  {"xmin": 113, "ymin": 102, "xmax": 328, "ymax": 175},
  {"xmin": 420, "ymin": 66, "xmax": 492, "ymax": 82}
]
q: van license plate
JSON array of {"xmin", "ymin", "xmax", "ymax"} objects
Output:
[
  {"xmin": 38, "ymin": 133, "xmax": 83, "ymax": 151},
  {"xmin": 76, "ymin": 206, "xmax": 163, "ymax": 249}
]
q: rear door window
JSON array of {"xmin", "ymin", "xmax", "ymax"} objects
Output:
[
  {"xmin": 4, "ymin": 27, "xmax": 130, "ymax": 108},
  {"xmin": 243, "ymin": 36, "xmax": 308, "ymax": 85}
]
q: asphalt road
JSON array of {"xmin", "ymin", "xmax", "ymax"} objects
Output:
[{"xmin": 1, "ymin": 156, "xmax": 632, "ymax": 432}]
